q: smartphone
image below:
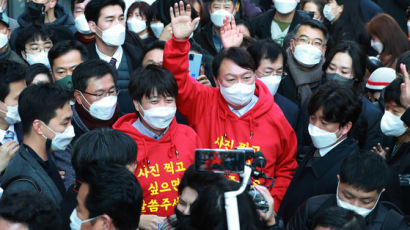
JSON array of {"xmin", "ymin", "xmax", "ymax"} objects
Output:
[
  {"xmin": 195, "ymin": 149, "xmax": 246, "ymax": 174},
  {"xmin": 188, "ymin": 52, "xmax": 203, "ymax": 80}
]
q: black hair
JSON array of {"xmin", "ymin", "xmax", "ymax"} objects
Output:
[
  {"xmin": 340, "ymin": 150, "xmax": 389, "ymax": 192},
  {"xmin": 126, "ymin": 1, "xmax": 150, "ymax": 19},
  {"xmin": 15, "ymin": 25, "xmax": 53, "ymax": 58},
  {"xmin": 71, "ymin": 0, "xmax": 86, "ymax": 13},
  {"xmin": 384, "ymin": 77, "xmax": 404, "ymax": 108},
  {"xmin": 308, "ymin": 81, "xmax": 362, "ymax": 127},
  {"xmin": 82, "ymin": 163, "xmax": 143, "ymax": 230},
  {"xmin": 25, "ymin": 63, "xmax": 53, "ymax": 85},
  {"xmin": 300, "ymin": 0, "xmax": 326, "ymax": 17},
  {"xmin": 18, "ymin": 83, "xmax": 71, "ymax": 134},
  {"xmin": 143, "ymin": 40, "xmax": 165, "ymax": 57},
  {"xmin": 129, "ymin": 65, "xmax": 178, "ymax": 103},
  {"xmin": 0, "ymin": 60, "xmax": 27, "ymax": 101},
  {"xmin": 147, "ymin": 0, "xmax": 198, "ymax": 25},
  {"xmin": 184, "ymin": 180, "xmax": 264, "ymax": 230},
  {"xmin": 247, "ymin": 39, "xmax": 286, "ymax": 70},
  {"xmin": 323, "ymin": 40, "xmax": 367, "ymax": 90},
  {"xmin": 212, "ymin": 47, "xmax": 255, "ymax": 78},
  {"xmin": 396, "ymin": 51, "xmax": 410, "ymax": 74},
  {"xmin": 85, "ymin": 0, "xmax": 125, "ymax": 24},
  {"xmin": 291, "ymin": 19, "xmax": 328, "ymax": 41},
  {"xmin": 72, "ymin": 128, "xmax": 138, "ymax": 181},
  {"xmin": 178, "ymin": 164, "xmax": 226, "ymax": 195},
  {"xmin": 312, "ymin": 206, "xmax": 365, "ymax": 230},
  {"xmin": 72, "ymin": 59, "xmax": 118, "ymax": 92},
  {"xmin": 48, "ymin": 40, "xmax": 88, "ymax": 69},
  {"xmin": 0, "ymin": 191, "xmax": 61, "ymax": 230}
]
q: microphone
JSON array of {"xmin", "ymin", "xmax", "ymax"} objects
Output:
[{"xmin": 252, "ymin": 151, "xmax": 266, "ymax": 169}]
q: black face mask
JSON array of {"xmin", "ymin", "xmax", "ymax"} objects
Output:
[
  {"xmin": 27, "ymin": 1, "xmax": 45, "ymax": 24},
  {"xmin": 326, "ymin": 73, "xmax": 355, "ymax": 86},
  {"xmin": 174, "ymin": 206, "xmax": 190, "ymax": 224}
]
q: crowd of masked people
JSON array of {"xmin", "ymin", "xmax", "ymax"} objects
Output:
[{"xmin": 0, "ymin": 0, "xmax": 409, "ymax": 229}]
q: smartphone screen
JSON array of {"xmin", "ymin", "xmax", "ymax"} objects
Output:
[{"xmin": 195, "ymin": 149, "xmax": 245, "ymax": 173}]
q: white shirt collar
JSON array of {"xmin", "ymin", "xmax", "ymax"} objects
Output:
[
  {"xmin": 318, "ymin": 137, "xmax": 346, "ymax": 157},
  {"xmin": 95, "ymin": 44, "xmax": 123, "ymax": 69},
  {"xmin": 0, "ymin": 124, "xmax": 18, "ymax": 144},
  {"xmin": 228, "ymin": 95, "xmax": 259, "ymax": 117}
]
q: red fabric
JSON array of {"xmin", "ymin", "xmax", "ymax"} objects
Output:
[
  {"xmin": 366, "ymin": 79, "xmax": 391, "ymax": 86},
  {"xmin": 113, "ymin": 114, "xmax": 200, "ymax": 217},
  {"xmin": 163, "ymin": 38, "xmax": 298, "ymax": 212}
]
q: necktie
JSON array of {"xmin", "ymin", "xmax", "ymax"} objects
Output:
[
  {"xmin": 3, "ymin": 130, "xmax": 15, "ymax": 142},
  {"xmin": 109, "ymin": 57, "xmax": 117, "ymax": 68}
]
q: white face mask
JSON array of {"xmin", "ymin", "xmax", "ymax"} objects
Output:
[
  {"xmin": 0, "ymin": 32, "xmax": 8, "ymax": 49},
  {"xmin": 323, "ymin": 4, "xmax": 336, "ymax": 22},
  {"xmin": 150, "ymin": 22, "xmax": 164, "ymax": 38},
  {"xmin": 274, "ymin": 0, "xmax": 297, "ymax": 14},
  {"xmin": 293, "ymin": 44, "xmax": 322, "ymax": 67},
  {"xmin": 139, "ymin": 105, "xmax": 176, "ymax": 130},
  {"xmin": 380, "ymin": 111, "xmax": 407, "ymax": 137},
  {"xmin": 210, "ymin": 9, "xmax": 232, "ymax": 28},
  {"xmin": 81, "ymin": 94, "xmax": 118, "ymax": 120},
  {"xmin": 26, "ymin": 51, "xmax": 50, "ymax": 68},
  {"xmin": 0, "ymin": 104, "xmax": 21, "ymax": 125},
  {"xmin": 219, "ymin": 81, "xmax": 255, "ymax": 108},
  {"xmin": 42, "ymin": 122, "xmax": 75, "ymax": 151},
  {"xmin": 407, "ymin": 21, "xmax": 410, "ymax": 35},
  {"xmin": 70, "ymin": 208, "xmax": 100, "ymax": 230},
  {"xmin": 371, "ymin": 39, "xmax": 383, "ymax": 54},
  {"xmin": 97, "ymin": 24, "xmax": 125, "ymax": 46},
  {"xmin": 336, "ymin": 182, "xmax": 381, "ymax": 218},
  {"xmin": 74, "ymin": 14, "xmax": 92, "ymax": 34},
  {"xmin": 258, "ymin": 75, "xmax": 282, "ymax": 95},
  {"xmin": 127, "ymin": 17, "xmax": 147, "ymax": 34},
  {"xmin": 308, "ymin": 123, "xmax": 340, "ymax": 149}
]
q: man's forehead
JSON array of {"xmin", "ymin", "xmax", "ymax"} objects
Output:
[
  {"xmin": 340, "ymin": 182, "xmax": 378, "ymax": 198},
  {"xmin": 297, "ymin": 25, "xmax": 325, "ymax": 40}
]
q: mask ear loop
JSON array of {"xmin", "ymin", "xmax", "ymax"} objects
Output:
[{"xmin": 79, "ymin": 91, "xmax": 92, "ymax": 112}]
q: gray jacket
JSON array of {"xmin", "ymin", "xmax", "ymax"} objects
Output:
[{"xmin": 0, "ymin": 146, "xmax": 63, "ymax": 206}]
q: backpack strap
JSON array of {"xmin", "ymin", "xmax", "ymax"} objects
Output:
[{"xmin": 1, "ymin": 175, "xmax": 42, "ymax": 193}]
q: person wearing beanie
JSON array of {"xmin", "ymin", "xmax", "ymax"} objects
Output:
[{"xmin": 366, "ymin": 67, "xmax": 396, "ymax": 104}]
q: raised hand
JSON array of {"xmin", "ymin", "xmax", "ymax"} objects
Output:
[
  {"xmin": 400, "ymin": 64, "xmax": 410, "ymax": 109},
  {"xmin": 220, "ymin": 15, "xmax": 243, "ymax": 49},
  {"xmin": 170, "ymin": 1, "xmax": 200, "ymax": 41},
  {"xmin": 372, "ymin": 143, "xmax": 389, "ymax": 159}
]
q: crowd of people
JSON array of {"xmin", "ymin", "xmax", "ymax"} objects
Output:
[{"xmin": 0, "ymin": 0, "xmax": 409, "ymax": 229}]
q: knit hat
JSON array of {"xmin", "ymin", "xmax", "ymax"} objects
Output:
[{"xmin": 366, "ymin": 67, "xmax": 396, "ymax": 90}]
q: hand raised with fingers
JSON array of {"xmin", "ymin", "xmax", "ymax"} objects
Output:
[
  {"xmin": 220, "ymin": 16, "xmax": 243, "ymax": 49},
  {"xmin": 400, "ymin": 64, "xmax": 410, "ymax": 109},
  {"xmin": 170, "ymin": 1, "xmax": 200, "ymax": 41}
]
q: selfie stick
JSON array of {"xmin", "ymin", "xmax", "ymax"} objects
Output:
[{"xmin": 224, "ymin": 165, "xmax": 252, "ymax": 230}]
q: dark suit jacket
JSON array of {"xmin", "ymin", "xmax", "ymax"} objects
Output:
[
  {"xmin": 275, "ymin": 93, "xmax": 299, "ymax": 130},
  {"xmin": 0, "ymin": 146, "xmax": 63, "ymax": 206},
  {"xmin": 278, "ymin": 138, "xmax": 359, "ymax": 224},
  {"xmin": 0, "ymin": 123, "xmax": 24, "ymax": 145}
]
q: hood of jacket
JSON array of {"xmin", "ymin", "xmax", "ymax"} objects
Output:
[{"xmin": 18, "ymin": 3, "xmax": 74, "ymax": 27}]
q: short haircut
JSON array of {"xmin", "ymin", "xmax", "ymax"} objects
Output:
[
  {"xmin": 72, "ymin": 59, "xmax": 118, "ymax": 92},
  {"xmin": 72, "ymin": 128, "xmax": 138, "ymax": 181},
  {"xmin": 323, "ymin": 40, "xmax": 367, "ymax": 84},
  {"xmin": 207, "ymin": 0, "xmax": 238, "ymax": 5},
  {"xmin": 291, "ymin": 19, "xmax": 328, "ymax": 41},
  {"xmin": 212, "ymin": 47, "xmax": 256, "ymax": 78},
  {"xmin": 0, "ymin": 60, "xmax": 27, "ymax": 101},
  {"xmin": 129, "ymin": 65, "xmax": 178, "ymax": 103},
  {"xmin": 25, "ymin": 63, "xmax": 53, "ymax": 85},
  {"xmin": 143, "ymin": 40, "xmax": 165, "ymax": 58},
  {"xmin": 48, "ymin": 40, "xmax": 88, "ymax": 69},
  {"xmin": 396, "ymin": 51, "xmax": 410, "ymax": 74},
  {"xmin": 18, "ymin": 83, "xmax": 71, "ymax": 134},
  {"xmin": 0, "ymin": 191, "xmax": 62, "ymax": 230},
  {"xmin": 312, "ymin": 206, "xmax": 365, "ymax": 230},
  {"xmin": 178, "ymin": 164, "xmax": 226, "ymax": 195},
  {"xmin": 308, "ymin": 81, "xmax": 362, "ymax": 127},
  {"xmin": 15, "ymin": 25, "xmax": 53, "ymax": 58},
  {"xmin": 340, "ymin": 150, "xmax": 389, "ymax": 192},
  {"xmin": 82, "ymin": 163, "xmax": 143, "ymax": 230},
  {"xmin": 84, "ymin": 0, "xmax": 125, "ymax": 23},
  {"xmin": 384, "ymin": 77, "xmax": 404, "ymax": 108},
  {"xmin": 247, "ymin": 39, "xmax": 286, "ymax": 69}
]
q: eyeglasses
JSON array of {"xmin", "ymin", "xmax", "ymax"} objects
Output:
[
  {"xmin": 25, "ymin": 45, "xmax": 52, "ymax": 54},
  {"xmin": 295, "ymin": 37, "xmax": 324, "ymax": 48},
  {"xmin": 82, "ymin": 87, "xmax": 119, "ymax": 100}
]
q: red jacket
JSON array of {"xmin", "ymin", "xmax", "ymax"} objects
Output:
[
  {"xmin": 163, "ymin": 38, "xmax": 298, "ymax": 211},
  {"xmin": 113, "ymin": 114, "xmax": 200, "ymax": 217}
]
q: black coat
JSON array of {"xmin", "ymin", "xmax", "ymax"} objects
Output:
[
  {"xmin": 249, "ymin": 9, "xmax": 312, "ymax": 40},
  {"xmin": 286, "ymin": 194, "xmax": 408, "ymax": 230},
  {"xmin": 275, "ymin": 93, "xmax": 299, "ymax": 130},
  {"xmin": 278, "ymin": 138, "xmax": 359, "ymax": 224},
  {"xmin": 193, "ymin": 22, "xmax": 219, "ymax": 57}
]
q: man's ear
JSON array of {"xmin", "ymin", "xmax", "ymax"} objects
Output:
[
  {"xmin": 32, "ymin": 119, "xmax": 45, "ymax": 137},
  {"xmin": 89, "ymin": 21, "xmax": 98, "ymax": 34},
  {"xmin": 73, "ymin": 90, "xmax": 83, "ymax": 105},
  {"xmin": 7, "ymin": 28, "xmax": 11, "ymax": 39},
  {"xmin": 340, "ymin": 121, "xmax": 352, "ymax": 136},
  {"xmin": 290, "ymin": 39, "xmax": 295, "ymax": 52},
  {"xmin": 21, "ymin": 51, "xmax": 27, "ymax": 61},
  {"xmin": 322, "ymin": 45, "xmax": 327, "ymax": 58},
  {"xmin": 100, "ymin": 214, "xmax": 112, "ymax": 230},
  {"xmin": 133, "ymin": 99, "xmax": 141, "ymax": 114},
  {"xmin": 337, "ymin": 174, "xmax": 340, "ymax": 182},
  {"xmin": 214, "ymin": 76, "xmax": 220, "ymax": 88},
  {"xmin": 338, "ymin": 5, "xmax": 344, "ymax": 15}
]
